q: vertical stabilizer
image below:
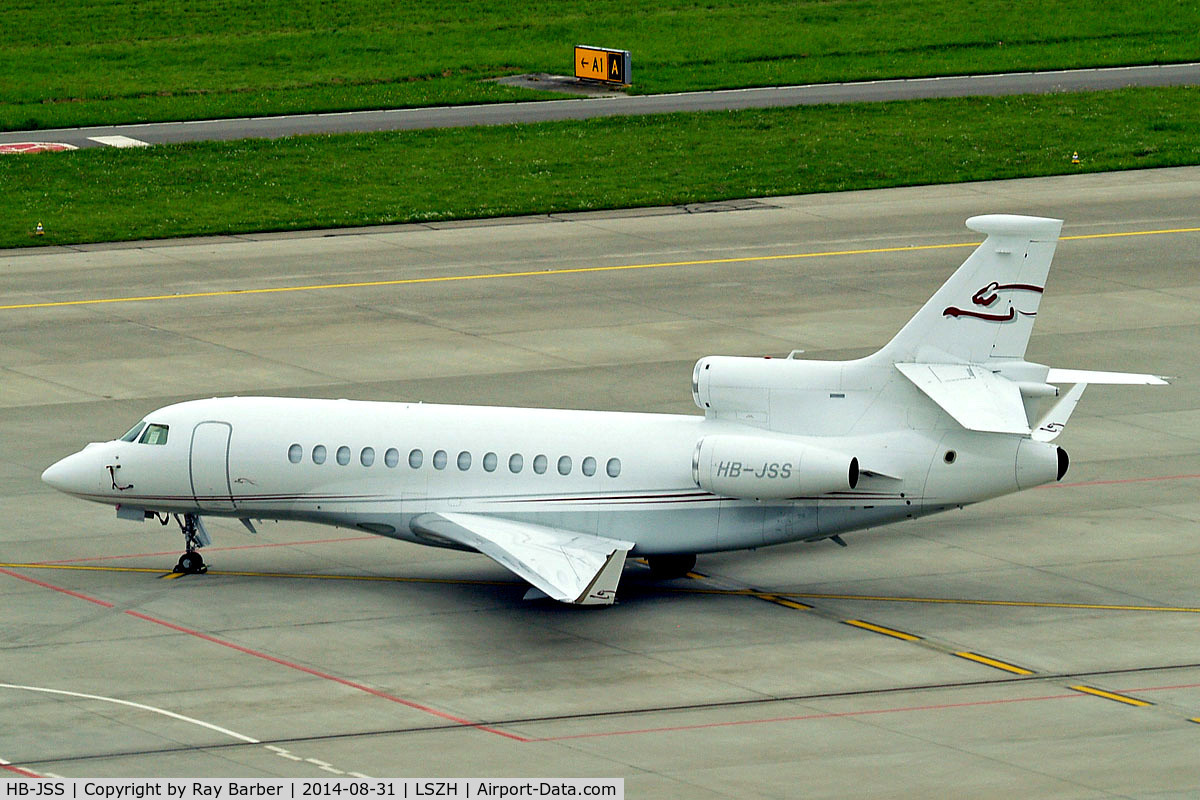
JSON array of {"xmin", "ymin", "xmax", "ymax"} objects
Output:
[{"xmin": 877, "ymin": 215, "xmax": 1063, "ymax": 365}]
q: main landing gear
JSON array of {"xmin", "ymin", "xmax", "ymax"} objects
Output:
[
  {"xmin": 645, "ymin": 553, "xmax": 697, "ymax": 580},
  {"xmin": 172, "ymin": 512, "xmax": 209, "ymax": 574}
]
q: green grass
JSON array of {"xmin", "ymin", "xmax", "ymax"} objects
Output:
[
  {"xmin": 3, "ymin": 0, "xmax": 1198, "ymax": 130},
  {"xmin": 3, "ymin": 87, "xmax": 1197, "ymax": 249}
]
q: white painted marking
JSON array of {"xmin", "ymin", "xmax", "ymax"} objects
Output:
[
  {"xmin": 0, "ymin": 682, "xmax": 259, "ymax": 742},
  {"xmin": 266, "ymin": 745, "xmax": 304, "ymax": 761},
  {"xmin": 306, "ymin": 758, "xmax": 345, "ymax": 775},
  {"xmin": 1, "ymin": 684, "xmax": 368, "ymax": 776},
  {"xmin": 88, "ymin": 135, "xmax": 150, "ymax": 148}
]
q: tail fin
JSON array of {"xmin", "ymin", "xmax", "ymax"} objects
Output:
[{"xmin": 877, "ymin": 215, "xmax": 1063, "ymax": 365}]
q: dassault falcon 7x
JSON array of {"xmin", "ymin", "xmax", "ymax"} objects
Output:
[{"xmin": 42, "ymin": 215, "xmax": 1167, "ymax": 605}]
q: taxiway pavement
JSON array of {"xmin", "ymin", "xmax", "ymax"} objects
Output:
[
  {"xmin": 1, "ymin": 167, "xmax": 1198, "ymax": 796},
  {"xmin": 2, "ymin": 63, "xmax": 1198, "ymax": 150}
]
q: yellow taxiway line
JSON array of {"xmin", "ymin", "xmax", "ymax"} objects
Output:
[
  {"xmin": 3, "ymin": 226, "xmax": 1198, "ymax": 313},
  {"xmin": 953, "ymin": 651, "xmax": 1035, "ymax": 675},
  {"xmin": 760, "ymin": 591, "xmax": 1200, "ymax": 614},
  {"xmin": 842, "ymin": 619, "xmax": 922, "ymax": 641},
  {"xmin": 1069, "ymin": 685, "xmax": 1154, "ymax": 707}
]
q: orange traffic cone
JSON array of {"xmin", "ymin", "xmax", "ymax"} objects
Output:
[
  {"xmin": 34, "ymin": 221, "xmax": 44, "ymax": 236},
  {"xmin": 1071, "ymin": 151, "xmax": 1080, "ymax": 164}
]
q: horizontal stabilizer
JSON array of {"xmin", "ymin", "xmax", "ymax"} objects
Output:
[
  {"xmin": 896, "ymin": 362, "xmax": 1029, "ymax": 434},
  {"xmin": 410, "ymin": 513, "xmax": 634, "ymax": 605},
  {"xmin": 1047, "ymin": 368, "xmax": 1169, "ymax": 385}
]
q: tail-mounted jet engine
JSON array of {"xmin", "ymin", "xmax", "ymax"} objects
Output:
[{"xmin": 693, "ymin": 435, "xmax": 859, "ymax": 500}]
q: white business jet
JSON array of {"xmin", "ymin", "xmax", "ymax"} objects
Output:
[{"xmin": 42, "ymin": 215, "xmax": 1166, "ymax": 605}]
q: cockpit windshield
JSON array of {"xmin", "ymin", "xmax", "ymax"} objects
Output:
[
  {"xmin": 139, "ymin": 424, "xmax": 169, "ymax": 445},
  {"xmin": 118, "ymin": 421, "xmax": 169, "ymax": 444},
  {"xmin": 119, "ymin": 421, "xmax": 146, "ymax": 442}
]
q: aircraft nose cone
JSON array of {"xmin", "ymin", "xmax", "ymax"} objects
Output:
[{"xmin": 42, "ymin": 451, "xmax": 93, "ymax": 495}]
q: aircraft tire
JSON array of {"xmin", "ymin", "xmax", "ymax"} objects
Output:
[
  {"xmin": 646, "ymin": 553, "xmax": 697, "ymax": 580},
  {"xmin": 176, "ymin": 552, "xmax": 206, "ymax": 574}
]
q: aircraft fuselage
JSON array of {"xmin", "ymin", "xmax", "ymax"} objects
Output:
[{"xmin": 43, "ymin": 395, "xmax": 1047, "ymax": 555}]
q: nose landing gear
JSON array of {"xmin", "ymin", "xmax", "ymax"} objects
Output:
[{"xmin": 172, "ymin": 513, "xmax": 210, "ymax": 574}]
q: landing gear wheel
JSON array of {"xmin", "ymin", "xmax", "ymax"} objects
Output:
[
  {"xmin": 646, "ymin": 553, "xmax": 697, "ymax": 580},
  {"xmin": 174, "ymin": 551, "xmax": 207, "ymax": 574},
  {"xmin": 171, "ymin": 512, "xmax": 209, "ymax": 574}
]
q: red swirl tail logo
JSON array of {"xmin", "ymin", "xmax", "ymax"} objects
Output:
[{"xmin": 943, "ymin": 281, "xmax": 1043, "ymax": 322}]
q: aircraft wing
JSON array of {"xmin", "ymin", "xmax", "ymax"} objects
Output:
[
  {"xmin": 409, "ymin": 513, "xmax": 635, "ymax": 606},
  {"xmin": 895, "ymin": 362, "xmax": 1030, "ymax": 435},
  {"xmin": 1046, "ymin": 368, "xmax": 1169, "ymax": 385}
]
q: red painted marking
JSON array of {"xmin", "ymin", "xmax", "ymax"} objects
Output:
[
  {"xmin": 0, "ymin": 142, "xmax": 75, "ymax": 154},
  {"xmin": 0, "ymin": 567, "xmax": 115, "ymax": 608},
  {"xmin": 122, "ymin": 611, "xmax": 528, "ymax": 741},
  {"xmin": 532, "ymin": 691, "xmax": 1083, "ymax": 741},
  {"xmin": 0, "ymin": 762, "xmax": 41, "ymax": 777},
  {"xmin": 1044, "ymin": 473, "xmax": 1200, "ymax": 489},
  {"xmin": 1124, "ymin": 680, "xmax": 1200, "ymax": 692},
  {"xmin": 33, "ymin": 534, "xmax": 378, "ymax": 565},
  {"xmin": 0, "ymin": 565, "xmax": 526, "ymax": 742}
]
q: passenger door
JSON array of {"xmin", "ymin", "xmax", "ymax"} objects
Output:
[{"xmin": 190, "ymin": 421, "xmax": 235, "ymax": 511}]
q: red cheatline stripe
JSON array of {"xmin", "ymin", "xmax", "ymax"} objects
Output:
[{"xmin": 0, "ymin": 567, "xmax": 115, "ymax": 608}]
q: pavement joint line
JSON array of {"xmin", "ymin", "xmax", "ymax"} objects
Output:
[
  {"xmin": 1069, "ymin": 685, "xmax": 1154, "ymax": 707},
  {"xmin": 953, "ymin": 651, "xmax": 1036, "ymax": 675},
  {"xmin": 3, "ymin": 226, "xmax": 1197, "ymax": 313}
]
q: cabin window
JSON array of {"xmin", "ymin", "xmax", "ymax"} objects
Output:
[
  {"xmin": 409, "ymin": 449, "xmax": 423, "ymax": 468},
  {"xmin": 483, "ymin": 452, "xmax": 498, "ymax": 472},
  {"xmin": 361, "ymin": 447, "xmax": 375, "ymax": 467},
  {"xmin": 139, "ymin": 424, "xmax": 169, "ymax": 445},
  {"xmin": 508, "ymin": 453, "xmax": 523, "ymax": 473},
  {"xmin": 288, "ymin": 443, "xmax": 303, "ymax": 464},
  {"xmin": 120, "ymin": 422, "xmax": 146, "ymax": 442},
  {"xmin": 557, "ymin": 455, "xmax": 572, "ymax": 476},
  {"xmin": 313, "ymin": 445, "xmax": 327, "ymax": 465},
  {"xmin": 457, "ymin": 451, "xmax": 471, "ymax": 471},
  {"xmin": 582, "ymin": 456, "xmax": 596, "ymax": 476},
  {"xmin": 336, "ymin": 446, "xmax": 351, "ymax": 466},
  {"xmin": 606, "ymin": 457, "xmax": 621, "ymax": 478},
  {"xmin": 533, "ymin": 454, "xmax": 548, "ymax": 474},
  {"xmin": 433, "ymin": 450, "xmax": 448, "ymax": 470},
  {"xmin": 385, "ymin": 448, "xmax": 400, "ymax": 468}
]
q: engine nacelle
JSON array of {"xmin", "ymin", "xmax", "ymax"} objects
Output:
[
  {"xmin": 693, "ymin": 434, "xmax": 859, "ymax": 500},
  {"xmin": 1016, "ymin": 438, "xmax": 1069, "ymax": 489}
]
